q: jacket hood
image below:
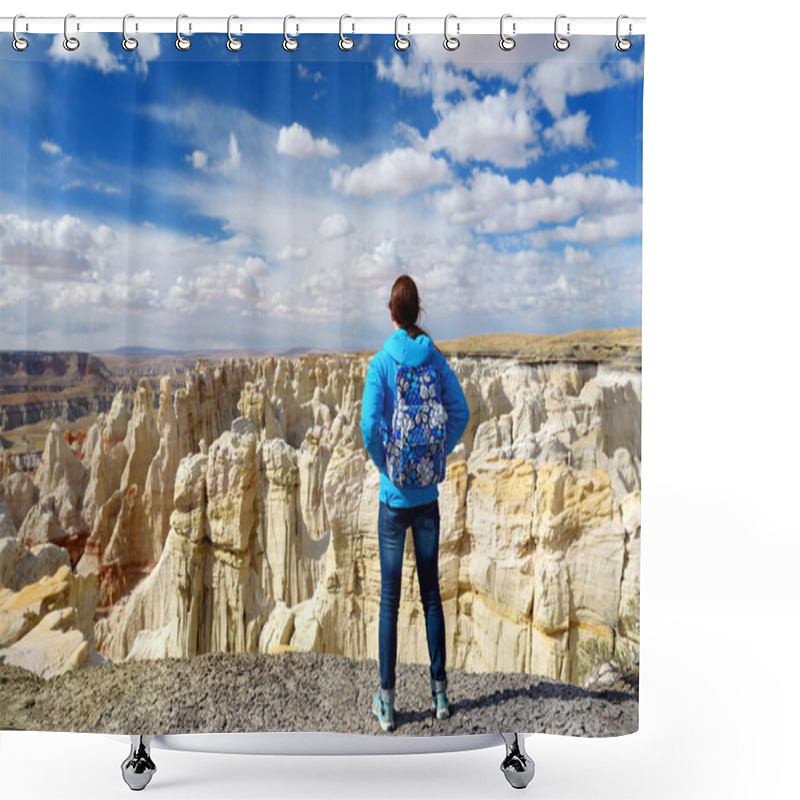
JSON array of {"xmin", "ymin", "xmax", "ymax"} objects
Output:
[{"xmin": 383, "ymin": 328, "xmax": 434, "ymax": 367}]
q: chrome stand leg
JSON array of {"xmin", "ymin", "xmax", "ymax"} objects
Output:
[
  {"xmin": 500, "ymin": 733, "xmax": 535, "ymax": 789},
  {"xmin": 121, "ymin": 735, "xmax": 157, "ymax": 791}
]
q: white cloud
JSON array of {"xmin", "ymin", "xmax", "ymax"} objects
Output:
[
  {"xmin": 350, "ymin": 239, "xmax": 403, "ymax": 288},
  {"xmin": 276, "ymin": 246, "xmax": 311, "ymax": 262},
  {"xmin": 543, "ymin": 110, "xmax": 591, "ymax": 151},
  {"xmin": 331, "ymin": 148, "xmax": 451, "ymax": 198},
  {"xmin": 564, "ymin": 245, "xmax": 593, "ymax": 265},
  {"xmin": 0, "ymin": 209, "xmax": 278, "ymax": 323},
  {"xmin": 528, "ymin": 59, "xmax": 612, "ymax": 118},
  {"xmin": 45, "ymin": 32, "xmax": 126, "ymax": 74},
  {"xmin": 41, "ymin": 140, "xmax": 71, "ymax": 161},
  {"xmin": 165, "ymin": 260, "xmax": 269, "ymax": 313},
  {"xmin": 375, "ymin": 35, "xmax": 637, "ymax": 127},
  {"xmin": 393, "ymin": 121, "xmax": 425, "ymax": 149},
  {"xmin": 128, "ymin": 269, "xmax": 157, "ymax": 289},
  {"xmin": 243, "ymin": 256, "xmax": 270, "ymax": 277},
  {"xmin": 527, "ymin": 41, "xmax": 645, "ymax": 119},
  {"xmin": 376, "ymin": 55, "xmax": 478, "ymax": 105},
  {"xmin": 136, "ymin": 98, "xmax": 349, "ymax": 264},
  {"xmin": 0, "ymin": 280, "xmax": 27, "ymax": 309},
  {"xmin": 378, "ymin": 35, "xmax": 640, "ymax": 169},
  {"xmin": 227, "ymin": 273, "xmax": 263, "ymax": 303},
  {"xmin": 61, "ymin": 179, "xmax": 121, "ymax": 194},
  {"xmin": 164, "ymin": 276, "xmax": 198, "ymax": 313},
  {"xmin": 5, "ymin": 47, "xmax": 640, "ymax": 348},
  {"xmin": 542, "ymin": 273, "xmax": 578, "ymax": 300},
  {"xmin": 50, "ymin": 271, "xmax": 161, "ymax": 311},
  {"xmin": 186, "ymin": 133, "xmax": 240, "ymax": 173},
  {"xmin": 187, "ymin": 150, "xmax": 209, "ymax": 169},
  {"xmin": 132, "ymin": 33, "xmax": 162, "ymax": 79},
  {"xmin": 569, "ymin": 158, "xmax": 619, "ymax": 174},
  {"xmin": 317, "ymin": 213, "xmax": 354, "ymax": 240},
  {"xmin": 0, "ymin": 212, "xmax": 116, "ymax": 280},
  {"xmin": 41, "ymin": 31, "xmax": 160, "ymax": 78},
  {"xmin": 274, "ymin": 239, "xmax": 405, "ymax": 324},
  {"xmin": 277, "ymin": 123, "xmax": 339, "ymax": 159},
  {"xmin": 433, "ymin": 171, "xmax": 548, "ymax": 227},
  {"xmin": 220, "ymin": 134, "xmax": 241, "ymax": 173},
  {"xmin": 297, "ymin": 64, "xmax": 325, "ymax": 83},
  {"xmin": 614, "ymin": 54, "xmax": 645, "ymax": 82},
  {"xmin": 529, "ymin": 208, "xmax": 643, "ymax": 247},
  {"xmin": 425, "ymin": 90, "xmax": 540, "ymax": 168},
  {"xmin": 403, "ymin": 34, "xmax": 540, "ymax": 87},
  {"xmin": 267, "ymin": 282, "xmax": 350, "ymax": 322},
  {"xmin": 433, "ymin": 170, "xmax": 642, "ymax": 237}
]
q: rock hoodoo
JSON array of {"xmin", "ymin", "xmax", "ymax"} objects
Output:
[{"xmin": 2, "ymin": 338, "xmax": 641, "ymax": 686}]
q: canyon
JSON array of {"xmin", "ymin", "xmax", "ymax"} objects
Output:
[{"xmin": 0, "ymin": 332, "xmax": 641, "ymax": 687}]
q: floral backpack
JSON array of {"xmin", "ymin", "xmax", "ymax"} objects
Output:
[{"xmin": 385, "ymin": 363, "xmax": 447, "ymax": 488}]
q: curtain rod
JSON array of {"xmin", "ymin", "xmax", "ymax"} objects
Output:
[{"xmin": 1, "ymin": 16, "xmax": 646, "ymax": 36}]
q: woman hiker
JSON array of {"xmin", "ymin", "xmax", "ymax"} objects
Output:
[{"xmin": 360, "ymin": 275, "xmax": 470, "ymax": 733}]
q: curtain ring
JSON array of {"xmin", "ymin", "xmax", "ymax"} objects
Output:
[
  {"xmin": 227, "ymin": 15, "xmax": 242, "ymax": 51},
  {"xmin": 339, "ymin": 14, "xmax": 355, "ymax": 50},
  {"xmin": 443, "ymin": 14, "xmax": 460, "ymax": 51},
  {"xmin": 394, "ymin": 14, "xmax": 411, "ymax": 50},
  {"xmin": 500, "ymin": 14, "xmax": 516, "ymax": 51},
  {"xmin": 12, "ymin": 14, "xmax": 29, "ymax": 51},
  {"xmin": 176, "ymin": 13, "xmax": 191, "ymax": 50},
  {"xmin": 122, "ymin": 14, "xmax": 138, "ymax": 51},
  {"xmin": 63, "ymin": 13, "xmax": 80, "ymax": 51},
  {"xmin": 394, "ymin": 14, "xmax": 410, "ymax": 51},
  {"xmin": 553, "ymin": 14, "xmax": 570, "ymax": 51},
  {"xmin": 283, "ymin": 15, "xmax": 298, "ymax": 51},
  {"xmin": 615, "ymin": 14, "xmax": 632, "ymax": 51}
]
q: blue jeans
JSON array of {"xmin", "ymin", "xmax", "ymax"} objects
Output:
[{"xmin": 377, "ymin": 499, "xmax": 447, "ymax": 702}]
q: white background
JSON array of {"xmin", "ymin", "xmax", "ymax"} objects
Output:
[{"xmin": 2, "ymin": 1, "xmax": 798, "ymax": 798}]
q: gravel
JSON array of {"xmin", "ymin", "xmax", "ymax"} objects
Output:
[{"xmin": 0, "ymin": 651, "xmax": 637, "ymax": 737}]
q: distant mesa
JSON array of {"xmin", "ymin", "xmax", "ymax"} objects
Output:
[
  {"xmin": 0, "ymin": 351, "xmax": 113, "ymax": 387},
  {"xmin": 0, "ymin": 351, "xmax": 116, "ymax": 440},
  {"xmin": 276, "ymin": 346, "xmax": 326, "ymax": 358},
  {"xmin": 96, "ymin": 345, "xmax": 329, "ymax": 360},
  {"xmin": 96, "ymin": 346, "xmax": 185, "ymax": 358},
  {"xmin": 437, "ymin": 328, "xmax": 641, "ymax": 369}
]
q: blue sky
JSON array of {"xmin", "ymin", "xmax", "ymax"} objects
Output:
[{"xmin": 0, "ymin": 33, "xmax": 643, "ymax": 353}]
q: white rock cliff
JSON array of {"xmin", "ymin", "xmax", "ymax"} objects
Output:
[
  {"xmin": 89, "ymin": 351, "xmax": 641, "ymax": 685},
  {"xmin": 2, "ymin": 342, "xmax": 641, "ymax": 685}
]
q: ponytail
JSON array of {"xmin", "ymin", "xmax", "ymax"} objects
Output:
[{"xmin": 388, "ymin": 275, "xmax": 441, "ymax": 353}]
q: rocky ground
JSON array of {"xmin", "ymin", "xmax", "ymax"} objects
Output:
[{"xmin": 0, "ymin": 651, "xmax": 637, "ymax": 737}]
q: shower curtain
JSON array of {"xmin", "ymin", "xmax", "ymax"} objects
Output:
[{"xmin": 0, "ymin": 26, "xmax": 643, "ymax": 738}]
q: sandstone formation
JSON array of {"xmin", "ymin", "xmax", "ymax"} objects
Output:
[
  {"xmin": 76, "ymin": 362, "xmax": 254, "ymax": 608},
  {"xmin": 0, "ymin": 468, "xmax": 35, "ymax": 532},
  {"xmin": 0, "ymin": 357, "xmax": 257, "ymax": 675},
  {"xmin": 17, "ymin": 421, "xmax": 90, "ymax": 564},
  {"xmin": 0, "ymin": 537, "xmax": 99, "ymax": 678},
  {"xmin": 2, "ymin": 335, "xmax": 641, "ymax": 687},
  {"xmin": 98, "ymin": 352, "xmax": 641, "ymax": 686}
]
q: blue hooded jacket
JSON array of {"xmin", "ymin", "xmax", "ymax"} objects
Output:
[{"xmin": 360, "ymin": 329, "xmax": 470, "ymax": 508}]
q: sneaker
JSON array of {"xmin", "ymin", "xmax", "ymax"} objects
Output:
[
  {"xmin": 372, "ymin": 690, "xmax": 396, "ymax": 732},
  {"xmin": 431, "ymin": 689, "xmax": 451, "ymax": 720}
]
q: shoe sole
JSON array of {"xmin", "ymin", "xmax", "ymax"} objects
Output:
[{"xmin": 373, "ymin": 705, "xmax": 395, "ymax": 732}]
